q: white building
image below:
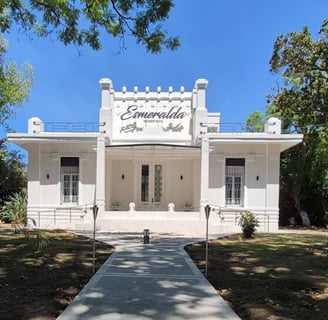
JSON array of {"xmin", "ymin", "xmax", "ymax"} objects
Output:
[{"xmin": 8, "ymin": 78, "xmax": 303, "ymax": 234}]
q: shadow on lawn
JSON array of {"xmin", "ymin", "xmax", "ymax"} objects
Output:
[
  {"xmin": 0, "ymin": 230, "xmax": 114, "ymax": 320},
  {"xmin": 186, "ymin": 233, "xmax": 328, "ymax": 320}
]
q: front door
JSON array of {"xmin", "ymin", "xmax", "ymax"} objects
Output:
[{"xmin": 140, "ymin": 163, "xmax": 163, "ymax": 210}]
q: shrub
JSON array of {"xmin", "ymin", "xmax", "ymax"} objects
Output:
[
  {"xmin": 324, "ymin": 212, "xmax": 328, "ymax": 228},
  {"xmin": 0, "ymin": 192, "xmax": 27, "ymax": 232},
  {"xmin": 238, "ymin": 211, "xmax": 259, "ymax": 239}
]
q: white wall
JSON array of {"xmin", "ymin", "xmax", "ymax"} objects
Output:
[
  {"xmin": 110, "ymin": 160, "xmax": 134, "ymax": 209},
  {"xmin": 39, "ymin": 152, "xmax": 60, "ymax": 205},
  {"xmin": 166, "ymin": 160, "xmax": 194, "ymax": 209},
  {"xmin": 207, "ymin": 155, "xmax": 225, "ymax": 206},
  {"xmin": 80, "ymin": 154, "xmax": 97, "ymax": 206},
  {"xmin": 206, "ymin": 143, "xmax": 280, "ymax": 213},
  {"xmin": 28, "ymin": 142, "xmax": 97, "ymax": 208},
  {"xmin": 245, "ymin": 156, "xmax": 266, "ymax": 208},
  {"xmin": 266, "ymin": 144, "xmax": 281, "ymax": 210},
  {"xmin": 27, "ymin": 144, "xmax": 41, "ymax": 206}
]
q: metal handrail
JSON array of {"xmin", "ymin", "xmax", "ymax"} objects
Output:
[
  {"xmin": 33, "ymin": 121, "xmax": 106, "ymax": 132},
  {"xmin": 28, "ymin": 203, "xmax": 95, "ymax": 226}
]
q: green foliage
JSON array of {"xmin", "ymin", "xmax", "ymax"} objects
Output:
[
  {"xmin": 0, "ymin": 192, "xmax": 27, "ymax": 231},
  {"xmin": 0, "ymin": 0, "xmax": 179, "ymax": 53},
  {"xmin": 0, "ymin": 35, "xmax": 33, "ymax": 130},
  {"xmin": 238, "ymin": 211, "xmax": 259, "ymax": 239},
  {"xmin": 111, "ymin": 200, "xmax": 121, "ymax": 210},
  {"xmin": 323, "ymin": 212, "xmax": 328, "ymax": 227},
  {"xmin": 35, "ymin": 230, "xmax": 50, "ymax": 254},
  {"xmin": 244, "ymin": 111, "xmax": 266, "ymax": 132},
  {"xmin": 249, "ymin": 20, "xmax": 328, "ymax": 227},
  {"xmin": 0, "ymin": 35, "xmax": 29, "ymax": 213},
  {"xmin": 0, "ymin": 139, "xmax": 27, "ymax": 206}
]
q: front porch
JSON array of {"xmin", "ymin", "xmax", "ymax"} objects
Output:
[
  {"xmin": 26, "ymin": 206, "xmax": 277, "ymax": 235},
  {"xmin": 102, "ymin": 144, "xmax": 202, "ymax": 213}
]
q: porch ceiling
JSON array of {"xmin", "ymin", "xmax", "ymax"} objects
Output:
[{"xmin": 106, "ymin": 143, "xmax": 201, "ymax": 159}]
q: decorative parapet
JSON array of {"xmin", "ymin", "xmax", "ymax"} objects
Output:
[
  {"xmin": 113, "ymin": 85, "xmax": 191, "ymax": 102},
  {"xmin": 99, "ymin": 79, "xmax": 209, "ymax": 142},
  {"xmin": 201, "ymin": 113, "xmax": 221, "ymax": 133},
  {"xmin": 99, "ymin": 78, "xmax": 112, "ymax": 110},
  {"xmin": 264, "ymin": 117, "xmax": 281, "ymax": 134},
  {"xmin": 28, "ymin": 117, "xmax": 44, "ymax": 133}
]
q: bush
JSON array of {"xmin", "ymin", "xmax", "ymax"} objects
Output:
[
  {"xmin": 0, "ymin": 192, "xmax": 27, "ymax": 231},
  {"xmin": 238, "ymin": 211, "xmax": 259, "ymax": 239},
  {"xmin": 324, "ymin": 212, "xmax": 328, "ymax": 228}
]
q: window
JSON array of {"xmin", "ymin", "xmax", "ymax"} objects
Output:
[
  {"xmin": 225, "ymin": 158, "xmax": 245, "ymax": 206},
  {"xmin": 154, "ymin": 165, "xmax": 162, "ymax": 203},
  {"xmin": 61, "ymin": 157, "xmax": 79, "ymax": 204},
  {"xmin": 141, "ymin": 165, "xmax": 149, "ymax": 202}
]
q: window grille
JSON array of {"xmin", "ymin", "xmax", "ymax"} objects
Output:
[
  {"xmin": 225, "ymin": 159, "xmax": 245, "ymax": 206},
  {"xmin": 154, "ymin": 165, "xmax": 162, "ymax": 202},
  {"xmin": 61, "ymin": 157, "xmax": 79, "ymax": 204},
  {"xmin": 141, "ymin": 165, "xmax": 149, "ymax": 202}
]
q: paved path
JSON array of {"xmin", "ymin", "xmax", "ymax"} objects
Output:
[{"xmin": 57, "ymin": 232, "xmax": 240, "ymax": 320}]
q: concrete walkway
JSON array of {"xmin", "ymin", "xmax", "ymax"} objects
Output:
[{"xmin": 57, "ymin": 232, "xmax": 240, "ymax": 320}]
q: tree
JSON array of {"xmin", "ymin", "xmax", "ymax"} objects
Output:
[
  {"xmin": 244, "ymin": 111, "xmax": 266, "ymax": 132},
  {"xmin": 0, "ymin": 36, "xmax": 33, "ymax": 131},
  {"xmin": 0, "ymin": 0, "xmax": 179, "ymax": 53},
  {"xmin": 0, "ymin": 36, "xmax": 30, "ymax": 211},
  {"xmin": 246, "ymin": 20, "xmax": 328, "ymax": 226},
  {"xmin": 0, "ymin": 139, "xmax": 27, "ymax": 208}
]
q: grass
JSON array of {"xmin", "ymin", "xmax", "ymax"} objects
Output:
[
  {"xmin": 1, "ymin": 227, "xmax": 327, "ymax": 320},
  {"xmin": 185, "ymin": 231, "xmax": 328, "ymax": 320},
  {"xmin": 0, "ymin": 228, "xmax": 114, "ymax": 320}
]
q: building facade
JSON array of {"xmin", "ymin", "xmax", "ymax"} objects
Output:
[{"xmin": 8, "ymin": 78, "xmax": 303, "ymax": 234}]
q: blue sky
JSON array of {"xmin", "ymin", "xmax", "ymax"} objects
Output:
[{"xmin": 3, "ymin": 0, "xmax": 328, "ymax": 135}]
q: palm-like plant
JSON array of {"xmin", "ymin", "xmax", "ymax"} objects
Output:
[{"xmin": 0, "ymin": 192, "xmax": 27, "ymax": 232}]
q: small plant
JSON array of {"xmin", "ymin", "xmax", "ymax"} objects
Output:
[
  {"xmin": 184, "ymin": 201, "xmax": 192, "ymax": 211},
  {"xmin": 0, "ymin": 192, "xmax": 27, "ymax": 232},
  {"xmin": 35, "ymin": 230, "xmax": 49, "ymax": 254},
  {"xmin": 238, "ymin": 211, "xmax": 259, "ymax": 239},
  {"xmin": 111, "ymin": 201, "xmax": 121, "ymax": 210}
]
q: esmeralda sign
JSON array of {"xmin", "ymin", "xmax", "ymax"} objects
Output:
[{"xmin": 120, "ymin": 105, "xmax": 189, "ymax": 121}]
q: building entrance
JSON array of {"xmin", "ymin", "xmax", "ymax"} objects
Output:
[{"xmin": 139, "ymin": 163, "xmax": 163, "ymax": 210}]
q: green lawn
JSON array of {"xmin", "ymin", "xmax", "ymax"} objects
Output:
[
  {"xmin": 0, "ymin": 229, "xmax": 114, "ymax": 320},
  {"xmin": 186, "ymin": 232, "xmax": 328, "ymax": 320}
]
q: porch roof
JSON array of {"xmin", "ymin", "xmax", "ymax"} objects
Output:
[
  {"xmin": 207, "ymin": 133, "xmax": 303, "ymax": 152},
  {"xmin": 7, "ymin": 132, "xmax": 100, "ymax": 150}
]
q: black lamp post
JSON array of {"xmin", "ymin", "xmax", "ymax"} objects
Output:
[
  {"xmin": 204, "ymin": 204, "xmax": 211, "ymax": 277},
  {"xmin": 92, "ymin": 204, "xmax": 99, "ymax": 273}
]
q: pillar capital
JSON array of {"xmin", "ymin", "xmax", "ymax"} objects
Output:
[
  {"xmin": 195, "ymin": 78, "xmax": 208, "ymax": 90},
  {"xmin": 99, "ymin": 78, "xmax": 112, "ymax": 90}
]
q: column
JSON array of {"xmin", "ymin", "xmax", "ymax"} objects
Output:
[
  {"xmin": 192, "ymin": 79, "xmax": 209, "ymax": 143},
  {"xmin": 99, "ymin": 78, "xmax": 113, "ymax": 137},
  {"xmin": 200, "ymin": 137, "xmax": 209, "ymax": 209},
  {"xmin": 96, "ymin": 136, "xmax": 105, "ymax": 218}
]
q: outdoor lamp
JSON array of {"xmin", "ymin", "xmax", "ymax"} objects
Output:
[{"xmin": 143, "ymin": 229, "xmax": 150, "ymax": 244}]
